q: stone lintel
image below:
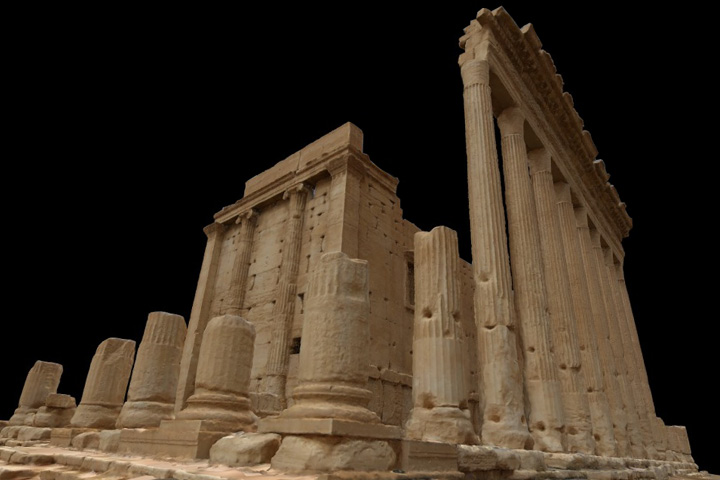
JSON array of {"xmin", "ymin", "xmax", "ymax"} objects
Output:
[{"xmin": 258, "ymin": 417, "xmax": 402, "ymax": 440}]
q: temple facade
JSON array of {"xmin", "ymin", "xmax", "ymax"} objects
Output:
[{"xmin": 1, "ymin": 7, "xmax": 703, "ymax": 479}]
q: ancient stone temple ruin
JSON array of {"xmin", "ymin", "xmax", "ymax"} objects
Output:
[{"xmin": 1, "ymin": 7, "xmax": 707, "ymax": 480}]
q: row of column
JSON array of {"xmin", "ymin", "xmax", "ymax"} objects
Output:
[{"xmin": 461, "ymin": 57, "xmax": 661, "ymax": 457}]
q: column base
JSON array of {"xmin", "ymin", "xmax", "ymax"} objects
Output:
[
  {"xmin": 70, "ymin": 404, "xmax": 121, "ymax": 429},
  {"xmin": 116, "ymin": 400, "xmax": 174, "ymax": 428},
  {"xmin": 8, "ymin": 407, "xmax": 37, "ymax": 426},
  {"xmin": 405, "ymin": 407, "xmax": 479, "ymax": 445},
  {"xmin": 282, "ymin": 382, "xmax": 380, "ymax": 424},
  {"xmin": 176, "ymin": 392, "xmax": 257, "ymax": 432}
]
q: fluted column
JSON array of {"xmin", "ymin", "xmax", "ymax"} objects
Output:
[
  {"xmin": 555, "ymin": 185, "xmax": 617, "ymax": 457},
  {"xmin": 460, "ymin": 58, "xmax": 530, "ymax": 449},
  {"xmin": 279, "ymin": 252, "xmax": 379, "ymax": 423},
  {"xmin": 593, "ymin": 237, "xmax": 645, "ymax": 458},
  {"xmin": 116, "ymin": 312, "xmax": 188, "ymax": 428},
  {"xmin": 176, "ymin": 315, "xmax": 257, "ymax": 432},
  {"xmin": 9, "ymin": 361, "xmax": 63, "ymax": 426},
  {"xmin": 616, "ymin": 263, "xmax": 666, "ymax": 458},
  {"xmin": 223, "ymin": 209, "xmax": 259, "ymax": 316},
  {"xmin": 528, "ymin": 149, "xmax": 593, "ymax": 454},
  {"xmin": 498, "ymin": 107, "xmax": 564, "ymax": 452},
  {"xmin": 603, "ymin": 249, "xmax": 654, "ymax": 457},
  {"xmin": 71, "ymin": 338, "xmax": 136, "ymax": 429},
  {"xmin": 575, "ymin": 208, "xmax": 629, "ymax": 456},
  {"xmin": 176, "ymin": 222, "xmax": 227, "ymax": 412},
  {"xmin": 405, "ymin": 226, "xmax": 478, "ymax": 444},
  {"xmin": 263, "ymin": 183, "xmax": 311, "ymax": 407}
]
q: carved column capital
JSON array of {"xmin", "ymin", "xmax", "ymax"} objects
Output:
[
  {"xmin": 203, "ymin": 222, "xmax": 226, "ymax": 238},
  {"xmin": 235, "ymin": 208, "xmax": 260, "ymax": 225},
  {"xmin": 528, "ymin": 147, "xmax": 552, "ymax": 175},
  {"xmin": 574, "ymin": 206, "xmax": 589, "ymax": 228},
  {"xmin": 283, "ymin": 182, "xmax": 313, "ymax": 201},
  {"xmin": 497, "ymin": 106, "xmax": 525, "ymax": 136},
  {"xmin": 460, "ymin": 58, "xmax": 490, "ymax": 87},
  {"xmin": 554, "ymin": 182, "xmax": 572, "ymax": 205}
]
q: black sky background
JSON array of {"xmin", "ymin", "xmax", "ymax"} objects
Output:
[{"xmin": 3, "ymin": 3, "xmax": 716, "ymax": 473}]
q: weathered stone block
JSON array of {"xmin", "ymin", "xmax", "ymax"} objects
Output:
[{"xmin": 209, "ymin": 432, "xmax": 281, "ymax": 466}]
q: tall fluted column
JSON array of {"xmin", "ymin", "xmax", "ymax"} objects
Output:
[
  {"xmin": 71, "ymin": 338, "xmax": 136, "ymax": 429},
  {"xmin": 616, "ymin": 263, "xmax": 665, "ymax": 458},
  {"xmin": 9, "ymin": 361, "xmax": 63, "ymax": 425},
  {"xmin": 263, "ymin": 183, "xmax": 311, "ymax": 408},
  {"xmin": 498, "ymin": 107, "xmax": 565, "ymax": 452},
  {"xmin": 528, "ymin": 149, "xmax": 593, "ymax": 454},
  {"xmin": 555, "ymin": 185, "xmax": 617, "ymax": 457},
  {"xmin": 176, "ymin": 315, "xmax": 257, "ymax": 432},
  {"xmin": 117, "ymin": 312, "xmax": 188, "ymax": 428},
  {"xmin": 593, "ymin": 236, "xmax": 645, "ymax": 458},
  {"xmin": 279, "ymin": 252, "xmax": 379, "ymax": 423},
  {"xmin": 405, "ymin": 226, "xmax": 478, "ymax": 444},
  {"xmin": 602, "ymin": 248, "xmax": 653, "ymax": 457},
  {"xmin": 575, "ymin": 208, "xmax": 629, "ymax": 456},
  {"xmin": 460, "ymin": 58, "xmax": 530, "ymax": 449},
  {"xmin": 224, "ymin": 209, "xmax": 259, "ymax": 316},
  {"xmin": 176, "ymin": 222, "xmax": 227, "ymax": 412}
]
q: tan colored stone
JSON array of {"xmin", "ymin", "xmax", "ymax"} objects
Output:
[
  {"xmin": 270, "ymin": 435, "xmax": 396, "ymax": 473},
  {"xmin": 276, "ymin": 252, "xmax": 379, "ymax": 424},
  {"xmin": 399, "ymin": 440, "xmax": 458, "ymax": 473},
  {"xmin": 176, "ymin": 314, "xmax": 257, "ymax": 433},
  {"xmin": 9, "ymin": 361, "xmax": 63, "ymax": 426},
  {"xmin": 555, "ymin": 185, "xmax": 617, "ymax": 457},
  {"xmin": 33, "ymin": 395, "xmax": 76, "ymax": 429},
  {"xmin": 97, "ymin": 430, "xmax": 120, "ymax": 453},
  {"xmin": 460, "ymin": 54, "xmax": 530, "ymax": 450},
  {"xmin": 457, "ymin": 445, "xmax": 520, "ymax": 472},
  {"xmin": 16, "ymin": 427, "xmax": 50, "ymax": 442},
  {"xmin": 497, "ymin": 106, "xmax": 564, "ymax": 453},
  {"xmin": 71, "ymin": 431, "xmax": 99, "ymax": 451},
  {"xmin": 209, "ymin": 432, "xmax": 281, "ymax": 466},
  {"xmin": 117, "ymin": 312, "xmax": 187, "ymax": 428},
  {"xmin": 70, "ymin": 338, "xmax": 136, "ymax": 429},
  {"xmin": 405, "ymin": 226, "xmax": 477, "ymax": 445}
]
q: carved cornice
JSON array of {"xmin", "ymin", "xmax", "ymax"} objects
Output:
[{"xmin": 460, "ymin": 7, "xmax": 632, "ymax": 257}]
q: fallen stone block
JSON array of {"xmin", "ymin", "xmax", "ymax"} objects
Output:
[{"xmin": 209, "ymin": 432, "xmax": 281, "ymax": 467}]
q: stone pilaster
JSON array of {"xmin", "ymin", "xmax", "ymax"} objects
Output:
[
  {"xmin": 555, "ymin": 184, "xmax": 617, "ymax": 457},
  {"xmin": 460, "ymin": 58, "xmax": 530, "ymax": 449},
  {"xmin": 279, "ymin": 252, "xmax": 378, "ymax": 423},
  {"xmin": 528, "ymin": 149, "xmax": 593, "ymax": 454},
  {"xmin": 575, "ymin": 208, "xmax": 629, "ymax": 456},
  {"xmin": 117, "ymin": 312, "xmax": 188, "ymax": 428},
  {"xmin": 176, "ymin": 222, "xmax": 227, "ymax": 412},
  {"xmin": 593, "ymin": 236, "xmax": 645, "ymax": 458},
  {"xmin": 176, "ymin": 315, "xmax": 257, "ymax": 432},
  {"xmin": 263, "ymin": 183, "xmax": 311, "ymax": 409},
  {"xmin": 71, "ymin": 338, "xmax": 136, "ymax": 429},
  {"xmin": 405, "ymin": 226, "xmax": 478, "ymax": 444},
  {"xmin": 9, "ymin": 361, "xmax": 63, "ymax": 426},
  {"xmin": 224, "ymin": 209, "xmax": 259, "ymax": 316},
  {"xmin": 325, "ymin": 156, "xmax": 364, "ymax": 258},
  {"xmin": 497, "ymin": 106, "xmax": 565, "ymax": 452}
]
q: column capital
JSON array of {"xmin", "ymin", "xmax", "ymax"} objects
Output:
[
  {"xmin": 554, "ymin": 182, "xmax": 572, "ymax": 204},
  {"xmin": 497, "ymin": 107, "xmax": 525, "ymax": 136},
  {"xmin": 203, "ymin": 222, "xmax": 226, "ymax": 238},
  {"xmin": 283, "ymin": 182, "xmax": 313, "ymax": 201},
  {"xmin": 527, "ymin": 147, "xmax": 551, "ymax": 175},
  {"xmin": 615, "ymin": 262, "xmax": 626, "ymax": 281},
  {"xmin": 602, "ymin": 245, "xmax": 616, "ymax": 267},
  {"xmin": 460, "ymin": 58, "xmax": 490, "ymax": 87},
  {"xmin": 235, "ymin": 208, "xmax": 260, "ymax": 225},
  {"xmin": 589, "ymin": 228, "xmax": 602, "ymax": 248}
]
